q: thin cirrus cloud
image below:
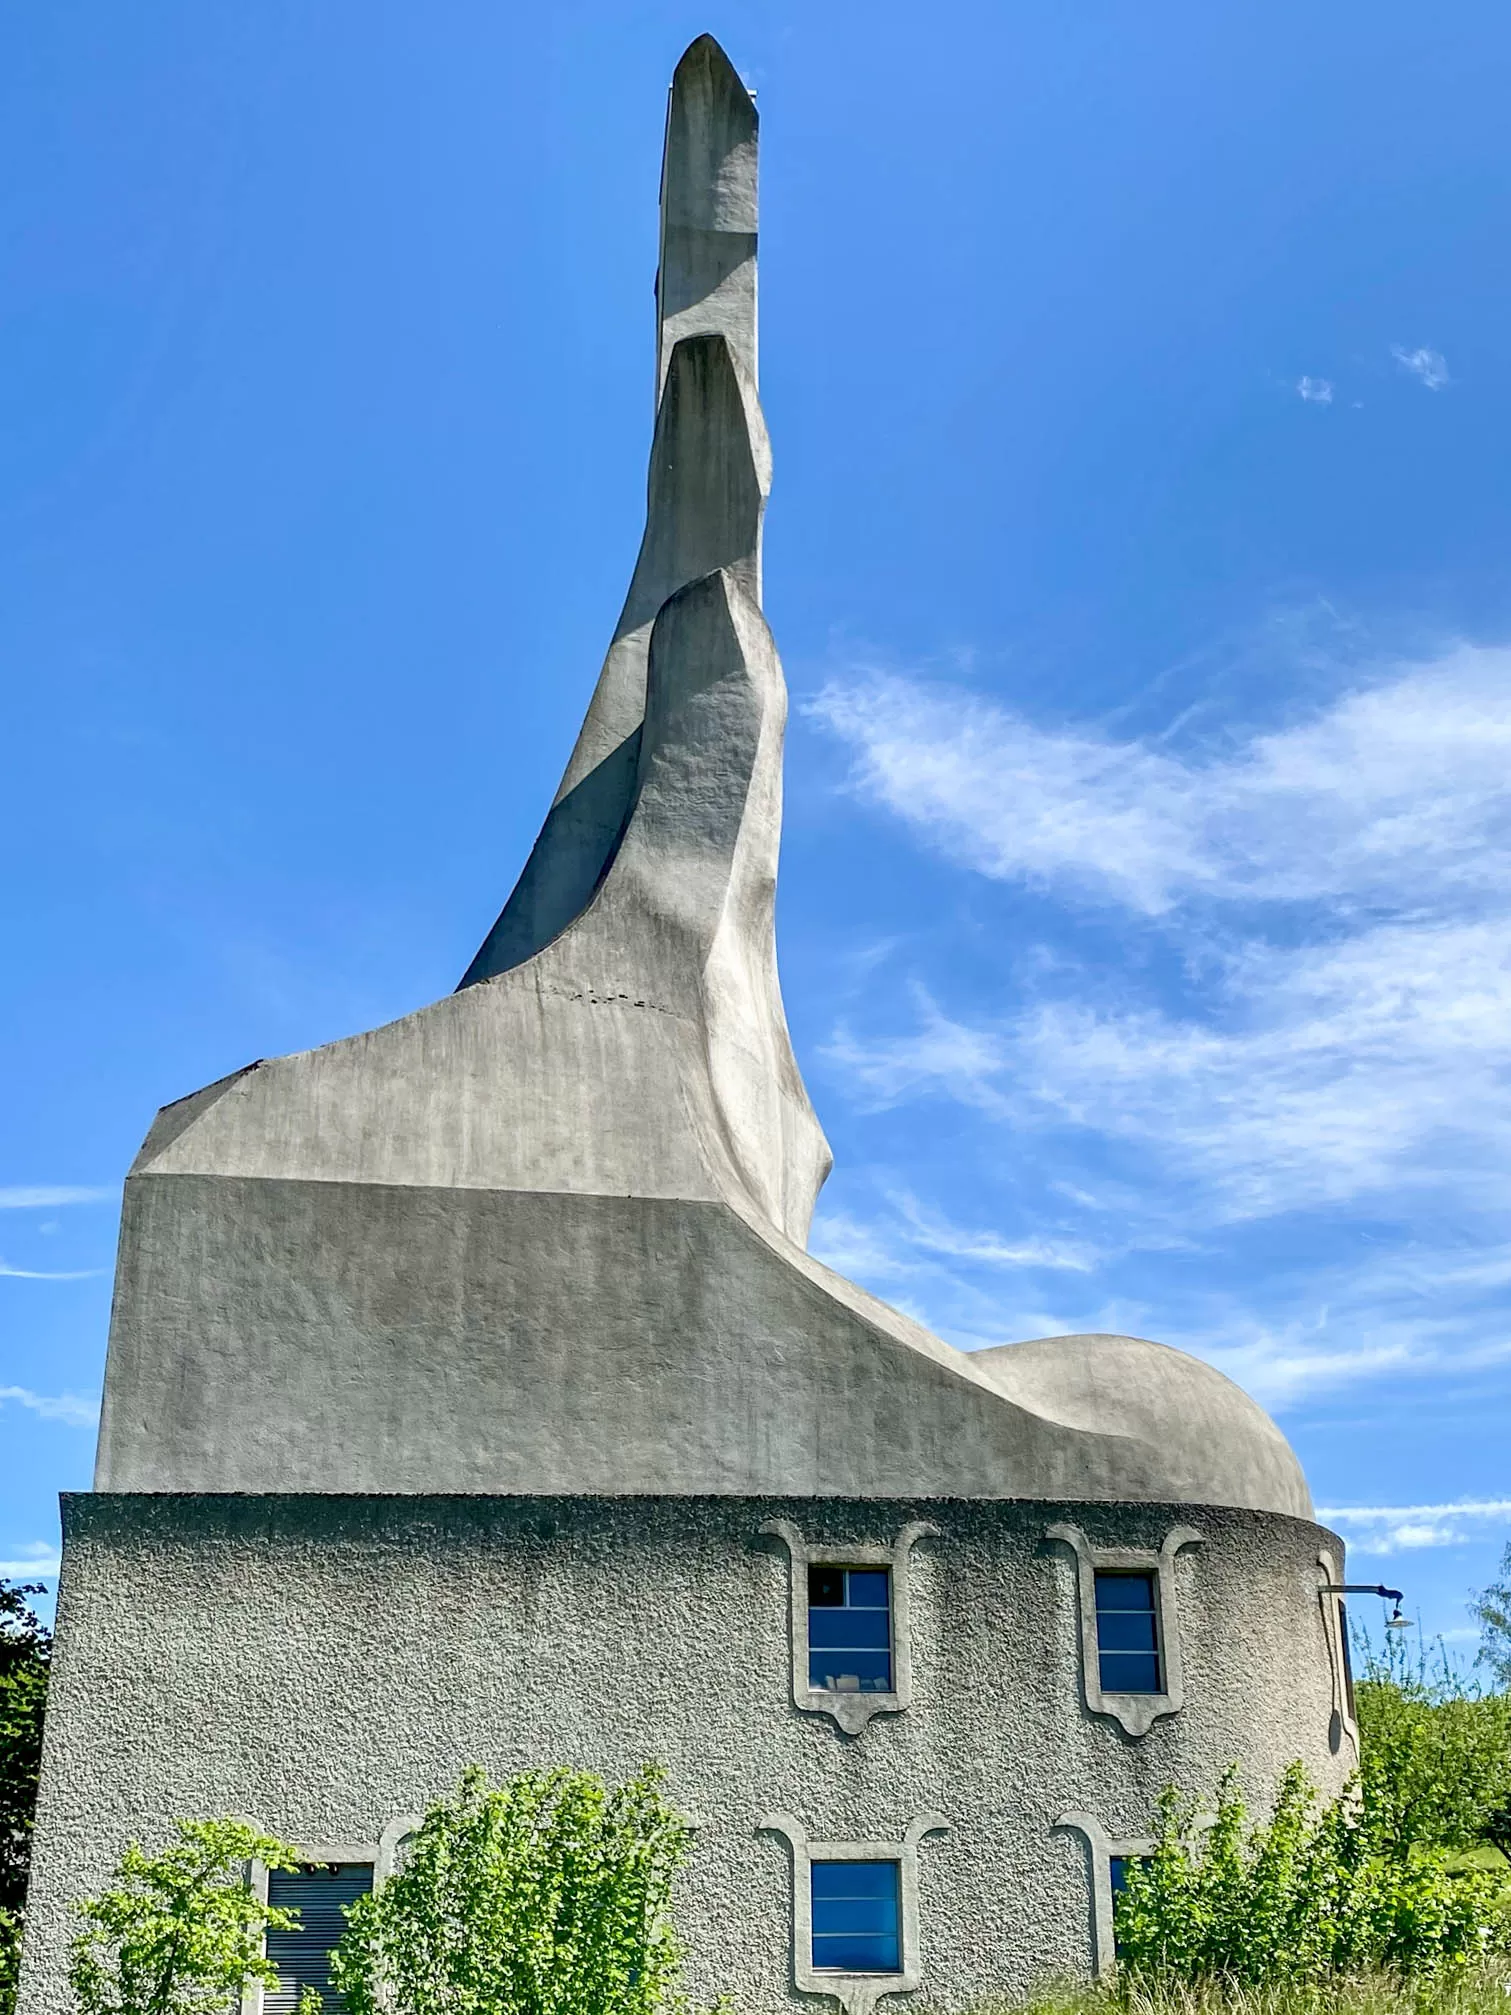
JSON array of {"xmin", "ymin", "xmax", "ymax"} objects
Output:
[
  {"xmin": 1392, "ymin": 344, "xmax": 1450, "ymax": 390},
  {"xmin": 0, "ymin": 1386, "xmax": 100, "ymax": 1429},
  {"xmin": 0, "ymin": 1260, "xmax": 106, "ymax": 1280},
  {"xmin": 805, "ymin": 642, "xmax": 1511, "ymax": 1404},
  {"xmin": 809, "ymin": 648, "xmax": 1511, "ymax": 1219},
  {"xmin": 1296, "ymin": 376, "xmax": 1333, "ymax": 403},
  {"xmin": 0, "ymin": 1186, "xmax": 113, "ymax": 1209},
  {"xmin": 1318, "ymin": 1500, "xmax": 1511, "ymax": 1554}
]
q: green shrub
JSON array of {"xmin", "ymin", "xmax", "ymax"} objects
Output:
[
  {"xmin": 68, "ymin": 1819, "xmax": 303, "ymax": 2015},
  {"xmin": 332, "ymin": 1764, "xmax": 694, "ymax": 2015},
  {"xmin": 1112, "ymin": 1764, "xmax": 1511, "ymax": 1986}
]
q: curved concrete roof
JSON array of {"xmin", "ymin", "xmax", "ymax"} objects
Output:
[{"xmin": 974, "ymin": 1333, "xmax": 1311, "ymax": 1520}]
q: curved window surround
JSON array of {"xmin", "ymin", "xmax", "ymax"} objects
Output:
[
  {"xmin": 761, "ymin": 1519, "xmax": 938, "ymax": 1735},
  {"xmin": 1046, "ymin": 1523, "xmax": 1202, "ymax": 1739},
  {"xmin": 1317, "ymin": 1548, "xmax": 1360, "ymax": 1759},
  {"xmin": 758, "ymin": 1811, "xmax": 949, "ymax": 2015},
  {"xmin": 242, "ymin": 1820, "xmax": 415, "ymax": 2015},
  {"xmin": 1054, "ymin": 1812, "xmax": 1154, "ymax": 1979}
]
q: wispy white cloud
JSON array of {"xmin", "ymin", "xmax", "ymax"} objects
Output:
[
  {"xmin": 0, "ymin": 1386, "xmax": 99, "ymax": 1429},
  {"xmin": 1319, "ymin": 1501, "xmax": 1511, "ymax": 1554},
  {"xmin": 1392, "ymin": 344, "xmax": 1450, "ymax": 390},
  {"xmin": 1296, "ymin": 376, "xmax": 1333, "ymax": 404},
  {"xmin": 0, "ymin": 1261, "xmax": 106, "ymax": 1281},
  {"xmin": 0, "ymin": 1186, "xmax": 113, "ymax": 1209},
  {"xmin": 0, "ymin": 1544, "xmax": 62, "ymax": 1581},
  {"xmin": 812, "ymin": 650, "xmax": 1511, "ymax": 1221},
  {"xmin": 807, "ymin": 647, "xmax": 1511, "ymax": 917},
  {"xmin": 810, "ymin": 1192, "xmax": 1094, "ymax": 1286}
]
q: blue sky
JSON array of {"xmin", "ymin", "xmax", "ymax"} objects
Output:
[{"xmin": 4, "ymin": 1, "xmax": 1510, "ymax": 1650}]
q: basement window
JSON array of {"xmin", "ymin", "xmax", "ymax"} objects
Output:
[
  {"xmin": 810, "ymin": 1859, "xmax": 902, "ymax": 1974},
  {"xmin": 808, "ymin": 1566, "xmax": 893, "ymax": 1693},
  {"xmin": 264, "ymin": 1864, "xmax": 374, "ymax": 2014},
  {"xmin": 1094, "ymin": 1571, "xmax": 1162, "ymax": 1694}
]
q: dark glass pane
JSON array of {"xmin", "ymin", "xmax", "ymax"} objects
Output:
[
  {"xmin": 1109, "ymin": 1856, "xmax": 1128, "ymax": 1894},
  {"xmin": 812, "ymin": 1862, "xmax": 899, "ymax": 1901},
  {"xmin": 1095, "ymin": 1573, "xmax": 1155, "ymax": 1612},
  {"xmin": 809, "ymin": 1608, "xmax": 891, "ymax": 1650},
  {"xmin": 810, "ymin": 1566, "xmax": 845, "ymax": 1607},
  {"xmin": 1097, "ymin": 1610, "xmax": 1157, "ymax": 1653},
  {"xmin": 846, "ymin": 1570, "xmax": 890, "ymax": 1608},
  {"xmin": 812, "ymin": 1934, "xmax": 901, "ymax": 1973},
  {"xmin": 1100, "ymin": 1650, "xmax": 1161, "ymax": 1693},
  {"xmin": 809, "ymin": 1649, "xmax": 893, "ymax": 1690},
  {"xmin": 812, "ymin": 1899, "xmax": 898, "ymax": 1935},
  {"xmin": 810, "ymin": 1863, "xmax": 901, "ymax": 1973}
]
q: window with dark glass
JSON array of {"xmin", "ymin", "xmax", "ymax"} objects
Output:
[
  {"xmin": 808, "ymin": 1566, "xmax": 892, "ymax": 1692},
  {"xmin": 1094, "ymin": 1571, "xmax": 1161, "ymax": 1694},
  {"xmin": 265, "ymin": 1864, "xmax": 374, "ymax": 2014},
  {"xmin": 1109, "ymin": 1854, "xmax": 1145, "ymax": 1957},
  {"xmin": 810, "ymin": 1860, "xmax": 901, "ymax": 1973}
]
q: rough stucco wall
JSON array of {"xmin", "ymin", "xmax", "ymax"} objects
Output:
[{"xmin": 21, "ymin": 1496, "xmax": 1349, "ymax": 2015}]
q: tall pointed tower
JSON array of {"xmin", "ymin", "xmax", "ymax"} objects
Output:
[{"xmin": 21, "ymin": 39, "xmax": 1350, "ymax": 2013}]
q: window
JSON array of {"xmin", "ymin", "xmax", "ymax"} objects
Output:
[
  {"xmin": 1048, "ymin": 1523, "xmax": 1200, "ymax": 1737},
  {"xmin": 1094, "ymin": 1571, "xmax": 1161, "ymax": 1694},
  {"xmin": 761, "ymin": 1518, "xmax": 936, "ymax": 1735},
  {"xmin": 808, "ymin": 1566, "xmax": 892, "ymax": 1693},
  {"xmin": 810, "ymin": 1860, "xmax": 901, "ymax": 1974},
  {"xmin": 265, "ymin": 1864, "xmax": 373, "ymax": 2014},
  {"xmin": 1109, "ymin": 1853, "xmax": 1149, "ymax": 1959}
]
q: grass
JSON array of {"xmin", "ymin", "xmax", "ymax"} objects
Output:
[{"xmin": 956, "ymin": 1971, "xmax": 1511, "ymax": 2015}]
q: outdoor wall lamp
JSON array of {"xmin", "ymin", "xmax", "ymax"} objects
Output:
[{"xmin": 1322, "ymin": 1582, "xmax": 1413, "ymax": 1629}]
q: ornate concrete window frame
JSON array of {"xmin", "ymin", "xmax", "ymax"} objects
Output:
[
  {"xmin": 758, "ymin": 1810, "xmax": 950, "ymax": 2015},
  {"xmin": 760, "ymin": 1517, "xmax": 938, "ymax": 1736},
  {"xmin": 1054, "ymin": 1811, "xmax": 1154, "ymax": 1979},
  {"xmin": 241, "ymin": 1817, "xmax": 416, "ymax": 2015},
  {"xmin": 1046, "ymin": 1521, "xmax": 1202, "ymax": 1738},
  {"xmin": 1317, "ymin": 1546, "xmax": 1360, "ymax": 1759}
]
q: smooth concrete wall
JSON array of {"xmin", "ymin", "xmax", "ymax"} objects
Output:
[
  {"xmin": 95, "ymin": 1179, "xmax": 1310, "ymax": 1518},
  {"xmin": 22, "ymin": 1496, "xmax": 1349, "ymax": 2015}
]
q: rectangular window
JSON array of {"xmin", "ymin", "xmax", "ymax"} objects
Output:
[
  {"xmin": 808, "ymin": 1566, "xmax": 892, "ymax": 1692},
  {"xmin": 265, "ymin": 1864, "xmax": 374, "ymax": 2014},
  {"xmin": 1095, "ymin": 1571, "xmax": 1161, "ymax": 1694},
  {"xmin": 810, "ymin": 1860, "xmax": 901, "ymax": 1973}
]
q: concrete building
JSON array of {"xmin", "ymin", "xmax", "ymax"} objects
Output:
[{"xmin": 20, "ymin": 36, "xmax": 1354, "ymax": 2015}]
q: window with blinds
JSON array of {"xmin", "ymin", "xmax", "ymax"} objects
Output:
[{"xmin": 264, "ymin": 1864, "xmax": 373, "ymax": 2014}]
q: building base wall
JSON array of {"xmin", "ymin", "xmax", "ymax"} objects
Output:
[{"xmin": 21, "ymin": 1495, "xmax": 1350, "ymax": 2015}]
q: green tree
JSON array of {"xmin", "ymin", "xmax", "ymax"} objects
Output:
[
  {"xmin": 1471, "ymin": 1543, "xmax": 1511, "ymax": 1691},
  {"xmin": 1355, "ymin": 1630, "xmax": 1511, "ymax": 1862},
  {"xmin": 69, "ymin": 1820, "xmax": 302, "ymax": 2015},
  {"xmin": 333, "ymin": 1764, "xmax": 693, "ymax": 2015},
  {"xmin": 0, "ymin": 1580, "xmax": 51, "ymax": 2015},
  {"xmin": 1113, "ymin": 1763, "xmax": 1511, "ymax": 1985}
]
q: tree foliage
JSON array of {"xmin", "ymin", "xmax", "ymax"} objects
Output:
[
  {"xmin": 1471, "ymin": 1545, "xmax": 1511, "ymax": 1692},
  {"xmin": 69, "ymin": 1820, "xmax": 303, "ymax": 2015},
  {"xmin": 0, "ymin": 1580, "xmax": 51, "ymax": 2015},
  {"xmin": 332, "ymin": 1764, "xmax": 693, "ymax": 2015},
  {"xmin": 1113, "ymin": 1763, "xmax": 1511, "ymax": 1985}
]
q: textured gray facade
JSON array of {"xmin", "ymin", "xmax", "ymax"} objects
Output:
[{"xmin": 24, "ymin": 1497, "xmax": 1351, "ymax": 2015}]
